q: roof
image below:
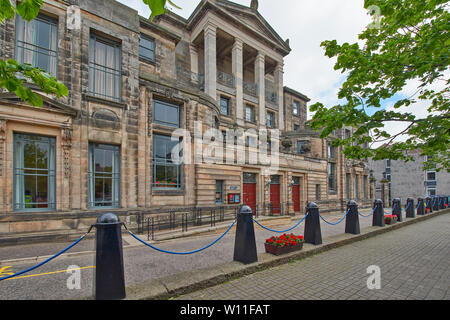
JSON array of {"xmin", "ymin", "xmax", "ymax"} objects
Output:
[{"xmin": 284, "ymin": 86, "xmax": 310, "ymax": 102}]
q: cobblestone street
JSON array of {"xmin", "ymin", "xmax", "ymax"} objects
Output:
[{"xmin": 176, "ymin": 213, "xmax": 450, "ymax": 300}]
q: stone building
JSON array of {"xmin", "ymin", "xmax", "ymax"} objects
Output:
[
  {"xmin": 370, "ymin": 150, "xmax": 450, "ymax": 205},
  {"xmin": 0, "ymin": 0, "xmax": 372, "ymax": 242}
]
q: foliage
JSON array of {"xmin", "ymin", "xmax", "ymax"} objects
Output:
[
  {"xmin": 309, "ymin": 0, "xmax": 450, "ymax": 171},
  {"xmin": 143, "ymin": 0, "xmax": 180, "ymax": 21}
]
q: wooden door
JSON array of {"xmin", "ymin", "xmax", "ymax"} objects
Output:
[
  {"xmin": 243, "ymin": 183, "xmax": 257, "ymax": 214},
  {"xmin": 270, "ymin": 183, "xmax": 281, "ymax": 215},
  {"xmin": 292, "ymin": 185, "xmax": 300, "ymax": 212}
]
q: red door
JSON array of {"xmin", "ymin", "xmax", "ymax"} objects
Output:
[
  {"xmin": 292, "ymin": 185, "xmax": 300, "ymax": 212},
  {"xmin": 243, "ymin": 183, "xmax": 257, "ymax": 214},
  {"xmin": 270, "ymin": 183, "xmax": 281, "ymax": 215}
]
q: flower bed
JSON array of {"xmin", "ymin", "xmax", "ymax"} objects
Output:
[
  {"xmin": 265, "ymin": 233, "xmax": 304, "ymax": 256},
  {"xmin": 384, "ymin": 214, "xmax": 398, "ymax": 225}
]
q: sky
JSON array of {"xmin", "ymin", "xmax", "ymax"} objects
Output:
[{"xmin": 117, "ymin": 0, "xmax": 435, "ymax": 138}]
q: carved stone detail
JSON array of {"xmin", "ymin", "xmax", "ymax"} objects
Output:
[{"xmin": 61, "ymin": 127, "xmax": 73, "ymax": 178}]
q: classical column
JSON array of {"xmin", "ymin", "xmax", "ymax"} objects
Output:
[
  {"xmin": 275, "ymin": 61, "xmax": 284, "ymax": 130},
  {"xmin": 189, "ymin": 44, "xmax": 199, "ymax": 82},
  {"xmin": 204, "ymin": 23, "xmax": 217, "ymax": 100},
  {"xmin": 255, "ymin": 52, "xmax": 265, "ymax": 127},
  {"xmin": 232, "ymin": 38, "xmax": 244, "ymax": 125},
  {"xmin": 61, "ymin": 126, "xmax": 73, "ymax": 210}
]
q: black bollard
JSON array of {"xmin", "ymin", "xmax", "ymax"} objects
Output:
[
  {"xmin": 94, "ymin": 213, "xmax": 126, "ymax": 300},
  {"xmin": 304, "ymin": 202, "xmax": 322, "ymax": 245},
  {"xmin": 417, "ymin": 197, "xmax": 425, "ymax": 215},
  {"xmin": 425, "ymin": 196, "xmax": 433, "ymax": 214},
  {"xmin": 392, "ymin": 198, "xmax": 402, "ymax": 222},
  {"xmin": 233, "ymin": 205, "xmax": 257, "ymax": 264},
  {"xmin": 432, "ymin": 196, "xmax": 439, "ymax": 211},
  {"xmin": 345, "ymin": 200, "xmax": 360, "ymax": 235},
  {"xmin": 406, "ymin": 198, "xmax": 415, "ymax": 218},
  {"xmin": 372, "ymin": 199, "xmax": 385, "ymax": 227}
]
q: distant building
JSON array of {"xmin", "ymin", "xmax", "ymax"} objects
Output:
[{"xmin": 370, "ymin": 150, "xmax": 450, "ymax": 204}]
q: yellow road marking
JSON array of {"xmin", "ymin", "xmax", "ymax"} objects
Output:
[
  {"xmin": 3, "ymin": 266, "xmax": 95, "ymax": 281},
  {"xmin": 0, "ymin": 266, "xmax": 14, "ymax": 276}
]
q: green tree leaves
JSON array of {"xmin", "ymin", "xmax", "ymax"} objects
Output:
[
  {"xmin": 310, "ymin": 0, "xmax": 449, "ymax": 171},
  {"xmin": 143, "ymin": 0, "xmax": 180, "ymax": 21}
]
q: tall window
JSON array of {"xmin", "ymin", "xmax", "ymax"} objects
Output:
[
  {"xmin": 267, "ymin": 111, "xmax": 275, "ymax": 128},
  {"xmin": 153, "ymin": 99, "xmax": 180, "ymax": 128},
  {"xmin": 88, "ymin": 143, "xmax": 120, "ymax": 208},
  {"xmin": 315, "ymin": 184, "xmax": 320, "ymax": 200},
  {"xmin": 293, "ymin": 101, "xmax": 300, "ymax": 115},
  {"xmin": 153, "ymin": 134, "xmax": 182, "ymax": 189},
  {"xmin": 13, "ymin": 133, "xmax": 56, "ymax": 211},
  {"xmin": 245, "ymin": 104, "xmax": 255, "ymax": 123},
  {"xmin": 220, "ymin": 96, "xmax": 230, "ymax": 115},
  {"xmin": 16, "ymin": 14, "xmax": 58, "ymax": 76},
  {"xmin": 328, "ymin": 163, "xmax": 336, "ymax": 191},
  {"xmin": 89, "ymin": 33, "xmax": 121, "ymax": 102},
  {"xmin": 215, "ymin": 180, "xmax": 224, "ymax": 204},
  {"xmin": 355, "ymin": 175, "xmax": 359, "ymax": 199},
  {"xmin": 327, "ymin": 143, "xmax": 335, "ymax": 159},
  {"xmin": 139, "ymin": 34, "xmax": 155, "ymax": 62}
]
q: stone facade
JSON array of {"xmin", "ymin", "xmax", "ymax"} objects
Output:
[
  {"xmin": 370, "ymin": 150, "xmax": 450, "ymax": 204},
  {"xmin": 0, "ymin": 0, "xmax": 372, "ymax": 239}
]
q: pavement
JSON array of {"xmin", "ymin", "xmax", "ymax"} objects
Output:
[
  {"xmin": 176, "ymin": 211, "xmax": 450, "ymax": 300},
  {"xmin": 0, "ymin": 207, "xmax": 448, "ymax": 300}
]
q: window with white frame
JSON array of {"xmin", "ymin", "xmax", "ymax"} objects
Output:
[{"xmin": 293, "ymin": 101, "xmax": 300, "ymax": 115}]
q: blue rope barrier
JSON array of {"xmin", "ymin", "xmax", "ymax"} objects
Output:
[
  {"xmin": 358, "ymin": 207, "xmax": 376, "ymax": 218},
  {"xmin": 319, "ymin": 209, "xmax": 350, "ymax": 226},
  {"xmin": 253, "ymin": 212, "xmax": 308, "ymax": 233},
  {"xmin": 417, "ymin": 201, "xmax": 422, "ymax": 210},
  {"xmin": 0, "ymin": 226, "xmax": 93, "ymax": 281},
  {"xmin": 405, "ymin": 203, "xmax": 410, "ymax": 211},
  {"xmin": 384, "ymin": 203, "xmax": 396, "ymax": 215},
  {"xmin": 123, "ymin": 220, "xmax": 235, "ymax": 255}
]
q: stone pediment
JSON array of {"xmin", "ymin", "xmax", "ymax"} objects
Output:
[
  {"xmin": 0, "ymin": 92, "xmax": 77, "ymax": 116},
  {"xmin": 216, "ymin": 2, "xmax": 289, "ymax": 50},
  {"xmin": 186, "ymin": 0, "xmax": 291, "ymax": 56}
]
